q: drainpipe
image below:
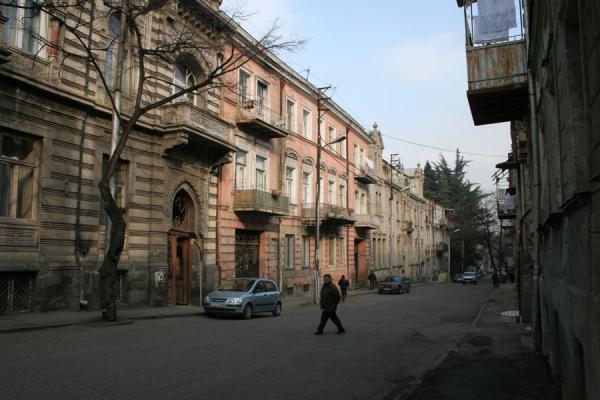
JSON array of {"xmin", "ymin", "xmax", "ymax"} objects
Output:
[
  {"xmin": 215, "ymin": 165, "xmax": 222, "ymax": 285},
  {"xmin": 529, "ymin": 70, "xmax": 542, "ymax": 351},
  {"xmin": 77, "ymin": 112, "xmax": 89, "ymax": 308}
]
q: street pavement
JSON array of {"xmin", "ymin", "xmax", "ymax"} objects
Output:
[{"xmin": 1, "ymin": 281, "xmax": 506, "ymax": 400}]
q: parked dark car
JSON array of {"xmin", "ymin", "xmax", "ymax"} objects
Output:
[
  {"xmin": 462, "ymin": 271, "xmax": 477, "ymax": 285},
  {"xmin": 453, "ymin": 273, "xmax": 463, "ymax": 283},
  {"xmin": 378, "ymin": 276, "xmax": 411, "ymax": 294},
  {"xmin": 203, "ymin": 278, "xmax": 282, "ymax": 320}
]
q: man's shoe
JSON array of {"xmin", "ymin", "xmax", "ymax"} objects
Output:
[
  {"xmin": 313, "ymin": 331, "xmax": 323, "ymax": 335},
  {"xmin": 335, "ymin": 330, "xmax": 346, "ymax": 335}
]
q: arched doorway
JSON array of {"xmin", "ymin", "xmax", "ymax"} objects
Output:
[{"xmin": 168, "ymin": 189, "xmax": 195, "ymax": 305}]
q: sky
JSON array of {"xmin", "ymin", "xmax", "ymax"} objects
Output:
[{"xmin": 221, "ymin": 0, "xmax": 511, "ymax": 192}]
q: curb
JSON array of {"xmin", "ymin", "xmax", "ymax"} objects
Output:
[{"xmin": 0, "ymin": 310, "xmax": 205, "ymax": 334}]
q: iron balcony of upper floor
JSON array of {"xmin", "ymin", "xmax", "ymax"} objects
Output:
[
  {"xmin": 354, "ymin": 161, "xmax": 377, "ymax": 185},
  {"xmin": 236, "ymin": 100, "xmax": 290, "ymax": 139},
  {"xmin": 354, "ymin": 214, "xmax": 378, "ymax": 230},
  {"xmin": 459, "ymin": 0, "xmax": 529, "ymax": 125},
  {"xmin": 161, "ymin": 100, "xmax": 236, "ymax": 154},
  {"xmin": 233, "ymin": 187, "xmax": 289, "ymax": 216},
  {"xmin": 301, "ymin": 203, "xmax": 356, "ymax": 226}
]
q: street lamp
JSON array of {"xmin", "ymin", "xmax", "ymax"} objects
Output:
[{"xmin": 313, "ymin": 132, "xmax": 346, "ymax": 304}]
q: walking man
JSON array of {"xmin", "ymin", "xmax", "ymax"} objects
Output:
[
  {"xmin": 338, "ymin": 275, "xmax": 349, "ymax": 301},
  {"xmin": 314, "ymin": 274, "xmax": 346, "ymax": 335},
  {"xmin": 368, "ymin": 270, "xmax": 377, "ymax": 290}
]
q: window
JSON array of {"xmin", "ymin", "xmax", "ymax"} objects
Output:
[
  {"xmin": 285, "ymin": 166, "xmax": 295, "ymax": 204},
  {"xmin": 99, "ymin": 155, "xmax": 128, "ymax": 225},
  {"xmin": 286, "ymin": 99, "xmax": 296, "ymax": 132},
  {"xmin": 255, "ymin": 156, "xmax": 266, "ymax": 190},
  {"xmin": 328, "ymin": 125, "xmax": 335, "ymax": 149},
  {"xmin": 302, "ymin": 170, "xmax": 311, "ymax": 204},
  {"xmin": 0, "ymin": 132, "xmax": 36, "ymax": 219},
  {"xmin": 286, "ymin": 286, "xmax": 294, "ymax": 296},
  {"xmin": 361, "ymin": 193, "xmax": 366, "ymax": 214},
  {"xmin": 235, "ymin": 151, "xmax": 247, "ymax": 189},
  {"xmin": 328, "ymin": 178, "xmax": 335, "ymax": 205},
  {"xmin": 354, "ymin": 191, "xmax": 359, "ymax": 213},
  {"xmin": 238, "ymin": 70, "xmax": 251, "ymax": 106},
  {"xmin": 339, "ymin": 131, "xmax": 346, "ymax": 158},
  {"xmin": 354, "ymin": 144, "xmax": 359, "ymax": 166},
  {"xmin": 2, "ymin": 0, "xmax": 46, "ymax": 55},
  {"xmin": 328, "ymin": 237, "xmax": 335, "ymax": 266},
  {"xmin": 256, "ymin": 80, "xmax": 268, "ymax": 120},
  {"xmin": 339, "ymin": 181, "xmax": 346, "ymax": 208},
  {"xmin": 285, "ymin": 235, "xmax": 295, "ymax": 270},
  {"xmin": 303, "ymin": 284, "xmax": 310, "ymax": 293},
  {"xmin": 360, "ymin": 148, "xmax": 365, "ymax": 167},
  {"xmin": 104, "ymin": 12, "xmax": 127, "ymax": 90},
  {"xmin": 302, "ymin": 236, "xmax": 311, "ymax": 268},
  {"xmin": 339, "ymin": 237, "xmax": 346, "ymax": 266},
  {"xmin": 173, "ymin": 63, "xmax": 196, "ymax": 104},
  {"xmin": 302, "ymin": 109, "xmax": 312, "ymax": 139}
]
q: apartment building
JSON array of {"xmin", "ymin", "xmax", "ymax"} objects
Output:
[{"xmin": 456, "ymin": 0, "xmax": 600, "ymax": 397}]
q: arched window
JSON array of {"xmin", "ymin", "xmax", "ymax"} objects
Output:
[
  {"xmin": 173, "ymin": 62, "xmax": 196, "ymax": 104},
  {"xmin": 172, "ymin": 55, "xmax": 205, "ymax": 107},
  {"xmin": 104, "ymin": 12, "xmax": 133, "ymax": 92}
]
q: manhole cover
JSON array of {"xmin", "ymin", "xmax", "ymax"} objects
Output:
[{"xmin": 469, "ymin": 335, "xmax": 493, "ymax": 346}]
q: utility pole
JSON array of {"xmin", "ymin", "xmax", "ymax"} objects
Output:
[
  {"xmin": 389, "ymin": 154, "xmax": 400, "ymax": 275},
  {"xmin": 313, "ymin": 86, "xmax": 331, "ymax": 304}
]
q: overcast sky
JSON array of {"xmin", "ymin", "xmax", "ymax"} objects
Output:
[{"xmin": 221, "ymin": 0, "xmax": 511, "ymax": 192}]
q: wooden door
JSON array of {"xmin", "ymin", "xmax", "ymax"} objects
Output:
[{"xmin": 168, "ymin": 233, "xmax": 190, "ymax": 305}]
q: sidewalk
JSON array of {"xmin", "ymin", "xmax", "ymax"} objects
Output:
[
  {"xmin": 0, "ymin": 281, "xmax": 436, "ymax": 333},
  {"xmin": 404, "ymin": 283, "xmax": 561, "ymax": 400}
]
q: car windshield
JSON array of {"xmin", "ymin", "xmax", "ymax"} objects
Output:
[
  {"xmin": 384, "ymin": 276, "xmax": 402, "ymax": 282},
  {"xmin": 218, "ymin": 279, "xmax": 255, "ymax": 292},
  {"xmin": 463, "ymin": 272, "xmax": 475, "ymax": 276}
]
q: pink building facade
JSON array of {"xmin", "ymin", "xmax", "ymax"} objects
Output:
[{"xmin": 216, "ymin": 54, "xmax": 375, "ymax": 300}]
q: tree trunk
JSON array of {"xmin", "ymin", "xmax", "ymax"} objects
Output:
[{"xmin": 99, "ymin": 183, "xmax": 126, "ymax": 322}]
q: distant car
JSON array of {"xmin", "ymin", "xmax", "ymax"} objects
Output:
[
  {"xmin": 378, "ymin": 276, "xmax": 411, "ymax": 294},
  {"xmin": 203, "ymin": 278, "xmax": 282, "ymax": 320},
  {"xmin": 477, "ymin": 271, "xmax": 485, "ymax": 279},
  {"xmin": 453, "ymin": 273, "xmax": 463, "ymax": 283},
  {"xmin": 462, "ymin": 272, "xmax": 477, "ymax": 285}
]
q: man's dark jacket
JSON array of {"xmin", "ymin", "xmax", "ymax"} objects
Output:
[{"xmin": 320, "ymin": 282, "xmax": 341, "ymax": 312}]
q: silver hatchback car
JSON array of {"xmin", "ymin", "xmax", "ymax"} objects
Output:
[{"xmin": 203, "ymin": 278, "xmax": 282, "ymax": 320}]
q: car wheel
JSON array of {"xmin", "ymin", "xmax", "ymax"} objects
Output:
[
  {"xmin": 406, "ymin": 287, "xmax": 410, "ymax": 293},
  {"xmin": 206, "ymin": 311, "xmax": 215, "ymax": 318},
  {"xmin": 241, "ymin": 304, "xmax": 253, "ymax": 320},
  {"xmin": 474, "ymin": 281, "xmax": 478, "ymax": 285},
  {"xmin": 462, "ymin": 282, "xmax": 465, "ymax": 285},
  {"xmin": 378, "ymin": 290, "xmax": 383, "ymax": 294},
  {"xmin": 272, "ymin": 302, "xmax": 282, "ymax": 317}
]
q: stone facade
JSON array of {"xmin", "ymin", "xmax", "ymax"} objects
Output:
[{"xmin": 458, "ymin": 0, "xmax": 600, "ymax": 398}]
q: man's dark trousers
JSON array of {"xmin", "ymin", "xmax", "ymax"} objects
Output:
[{"xmin": 316, "ymin": 310, "xmax": 345, "ymax": 333}]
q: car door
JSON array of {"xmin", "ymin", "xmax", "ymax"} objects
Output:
[
  {"xmin": 264, "ymin": 281, "xmax": 278, "ymax": 310},
  {"xmin": 252, "ymin": 281, "xmax": 269, "ymax": 312}
]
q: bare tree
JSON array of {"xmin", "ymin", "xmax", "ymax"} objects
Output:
[{"xmin": 1, "ymin": 0, "xmax": 302, "ymax": 321}]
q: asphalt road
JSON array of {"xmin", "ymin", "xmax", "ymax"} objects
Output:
[{"xmin": 0, "ymin": 281, "xmax": 494, "ymax": 400}]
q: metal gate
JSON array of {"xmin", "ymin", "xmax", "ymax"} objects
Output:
[
  {"xmin": 0, "ymin": 273, "xmax": 35, "ymax": 314},
  {"xmin": 235, "ymin": 230, "xmax": 260, "ymax": 277}
]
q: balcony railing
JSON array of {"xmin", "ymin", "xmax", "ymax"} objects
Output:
[
  {"xmin": 236, "ymin": 100, "xmax": 289, "ymax": 139},
  {"xmin": 162, "ymin": 101, "xmax": 234, "ymax": 150},
  {"xmin": 301, "ymin": 203, "xmax": 355, "ymax": 226},
  {"xmin": 460, "ymin": 0, "xmax": 528, "ymax": 125},
  {"xmin": 497, "ymin": 185, "xmax": 516, "ymax": 220},
  {"xmin": 233, "ymin": 188, "xmax": 289, "ymax": 215},
  {"xmin": 354, "ymin": 214, "xmax": 378, "ymax": 229},
  {"xmin": 354, "ymin": 160, "xmax": 377, "ymax": 184}
]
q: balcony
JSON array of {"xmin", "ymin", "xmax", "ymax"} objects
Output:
[
  {"xmin": 355, "ymin": 160, "xmax": 377, "ymax": 184},
  {"xmin": 162, "ymin": 101, "xmax": 235, "ymax": 153},
  {"xmin": 302, "ymin": 203, "xmax": 355, "ymax": 226},
  {"xmin": 233, "ymin": 188, "xmax": 289, "ymax": 216},
  {"xmin": 436, "ymin": 242, "xmax": 449, "ymax": 254},
  {"xmin": 354, "ymin": 214, "xmax": 378, "ymax": 230},
  {"xmin": 497, "ymin": 185, "xmax": 516, "ymax": 220},
  {"xmin": 236, "ymin": 100, "xmax": 289, "ymax": 139},
  {"xmin": 459, "ymin": 0, "xmax": 528, "ymax": 125}
]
